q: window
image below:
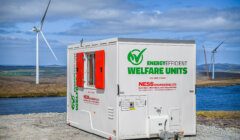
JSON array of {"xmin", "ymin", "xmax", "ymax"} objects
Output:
[
  {"xmin": 86, "ymin": 53, "xmax": 95, "ymax": 86},
  {"xmin": 78, "ymin": 50, "xmax": 105, "ymax": 89}
]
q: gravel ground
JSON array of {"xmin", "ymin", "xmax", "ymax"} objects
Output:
[{"xmin": 0, "ymin": 113, "xmax": 239, "ymax": 140}]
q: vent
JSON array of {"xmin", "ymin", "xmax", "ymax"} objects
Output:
[{"xmin": 107, "ymin": 107, "xmax": 114, "ymax": 120}]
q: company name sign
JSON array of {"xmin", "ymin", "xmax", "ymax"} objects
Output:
[{"xmin": 127, "ymin": 48, "xmax": 188, "ymax": 75}]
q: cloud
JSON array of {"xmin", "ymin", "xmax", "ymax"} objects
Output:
[
  {"xmin": 0, "ymin": 35, "xmax": 33, "ymax": 47},
  {"xmin": 0, "ymin": 34, "xmax": 62, "ymax": 49},
  {"xmin": 1, "ymin": 0, "xmax": 240, "ymax": 65},
  {"xmin": 125, "ymin": 7, "xmax": 240, "ymax": 31},
  {"xmin": 0, "ymin": 0, "xmax": 132, "ymax": 23},
  {"xmin": 0, "ymin": 29, "xmax": 11, "ymax": 34},
  {"xmin": 1, "ymin": 0, "xmax": 240, "ymax": 35},
  {"xmin": 1, "ymin": 2, "xmax": 240, "ymax": 43},
  {"xmin": 0, "ymin": 29, "xmax": 34, "ymax": 35},
  {"xmin": 205, "ymin": 31, "xmax": 240, "ymax": 43},
  {"xmin": 55, "ymin": 7, "xmax": 240, "ymax": 35}
]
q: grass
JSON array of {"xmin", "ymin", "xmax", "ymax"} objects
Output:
[
  {"xmin": 196, "ymin": 71, "xmax": 240, "ymax": 87},
  {"xmin": 197, "ymin": 111, "xmax": 240, "ymax": 128},
  {"xmin": 0, "ymin": 66, "xmax": 67, "ymax": 98},
  {"xmin": 0, "ymin": 66, "xmax": 66, "ymax": 77},
  {"xmin": 196, "ymin": 79, "xmax": 240, "ymax": 87},
  {"xmin": 0, "ymin": 76, "xmax": 66, "ymax": 98},
  {"xmin": 197, "ymin": 111, "xmax": 240, "ymax": 119}
]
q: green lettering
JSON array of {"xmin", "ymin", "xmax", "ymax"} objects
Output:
[
  {"xmin": 183, "ymin": 67, "xmax": 187, "ymax": 74},
  {"xmin": 149, "ymin": 67, "xmax": 153, "ymax": 74},
  {"xmin": 128, "ymin": 67, "xmax": 136, "ymax": 74},
  {"xmin": 136, "ymin": 67, "xmax": 141, "ymax": 74}
]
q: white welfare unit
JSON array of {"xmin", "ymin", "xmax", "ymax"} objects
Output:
[{"xmin": 67, "ymin": 38, "xmax": 196, "ymax": 139}]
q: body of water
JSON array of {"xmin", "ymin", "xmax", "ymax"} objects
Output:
[
  {"xmin": 0, "ymin": 85, "xmax": 239, "ymax": 115},
  {"xmin": 0, "ymin": 97, "xmax": 66, "ymax": 115},
  {"xmin": 196, "ymin": 85, "xmax": 240, "ymax": 111}
]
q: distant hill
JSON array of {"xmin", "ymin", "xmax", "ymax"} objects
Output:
[
  {"xmin": 0, "ymin": 64, "xmax": 239, "ymax": 78},
  {"xmin": 197, "ymin": 63, "xmax": 240, "ymax": 72},
  {"xmin": 0, "ymin": 65, "xmax": 66, "ymax": 77},
  {"xmin": 0, "ymin": 65, "xmax": 66, "ymax": 70}
]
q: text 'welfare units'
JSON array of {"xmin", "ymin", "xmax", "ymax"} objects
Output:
[{"xmin": 67, "ymin": 38, "xmax": 196, "ymax": 139}]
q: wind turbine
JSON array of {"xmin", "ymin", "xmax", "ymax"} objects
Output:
[
  {"xmin": 32, "ymin": 0, "xmax": 58, "ymax": 84},
  {"xmin": 202, "ymin": 45, "xmax": 210, "ymax": 79},
  {"xmin": 211, "ymin": 41, "xmax": 224, "ymax": 80}
]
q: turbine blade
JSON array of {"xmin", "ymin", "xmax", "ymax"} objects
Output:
[
  {"xmin": 40, "ymin": 0, "xmax": 52, "ymax": 30},
  {"xmin": 212, "ymin": 41, "xmax": 224, "ymax": 52},
  {"xmin": 40, "ymin": 31, "xmax": 58, "ymax": 61}
]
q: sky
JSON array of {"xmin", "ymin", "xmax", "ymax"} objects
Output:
[{"xmin": 0, "ymin": 0, "xmax": 240, "ymax": 66}]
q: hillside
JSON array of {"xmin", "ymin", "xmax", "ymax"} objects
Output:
[
  {"xmin": 0, "ymin": 66, "xmax": 66, "ymax": 98},
  {"xmin": 197, "ymin": 63, "xmax": 240, "ymax": 73},
  {"xmin": 0, "ymin": 64, "xmax": 239, "ymax": 97}
]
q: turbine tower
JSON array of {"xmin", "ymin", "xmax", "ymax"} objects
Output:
[
  {"xmin": 202, "ymin": 45, "xmax": 210, "ymax": 79},
  {"xmin": 32, "ymin": 0, "xmax": 58, "ymax": 84},
  {"xmin": 211, "ymin": 41, "xmax": 224, "ymax": 80}
]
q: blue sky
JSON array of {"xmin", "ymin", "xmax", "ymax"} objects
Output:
[{"xmin": 0, "ymin": 0, "xmax": 240, "ymax": 65}]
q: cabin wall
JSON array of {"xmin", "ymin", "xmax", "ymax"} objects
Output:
[{"xmin": 67, "ymin": 43, "xmax": 118, "ymax": 138}]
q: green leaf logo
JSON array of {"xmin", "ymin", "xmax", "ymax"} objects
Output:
[{"xmin": 127, "ymin": 48, "xmax": 147, "ymax": 65}]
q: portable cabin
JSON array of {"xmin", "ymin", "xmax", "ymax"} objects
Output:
[{"xmin": 67, "ymin": 38, "xmax": 196, "ymax": 139}]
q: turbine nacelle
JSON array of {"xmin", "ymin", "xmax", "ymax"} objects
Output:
[
  {"xmin": 211, "ymin": 41, "xmax": 224, "ymax": 54},
  {"xmin": 32, "ymin": 26, "xmax": 40, "ymax": 32},
  {"xmin": 211, "ymin": 50, "xmax": 217, "ymax": 53}
]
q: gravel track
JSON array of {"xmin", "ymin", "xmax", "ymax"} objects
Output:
[{"xmin": 0, "ymin": 113, "xmax": 239, "ymax": 140}]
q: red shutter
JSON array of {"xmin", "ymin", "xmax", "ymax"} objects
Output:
[
  {"xmin": 76, "ymin": 52, "xmax": 84, "ymax": 87},
  {"xmin": 95, "ymin": 50, "xmax": 105, "ymax": 89}
]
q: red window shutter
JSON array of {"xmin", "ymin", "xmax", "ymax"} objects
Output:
[
  {"xmin": 95, "ymin": 50, "xmax": 105, "ymax": 89},
  {"xmin": 76, "ymin": 52, "xmax": 84, "ymax": 87}
]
